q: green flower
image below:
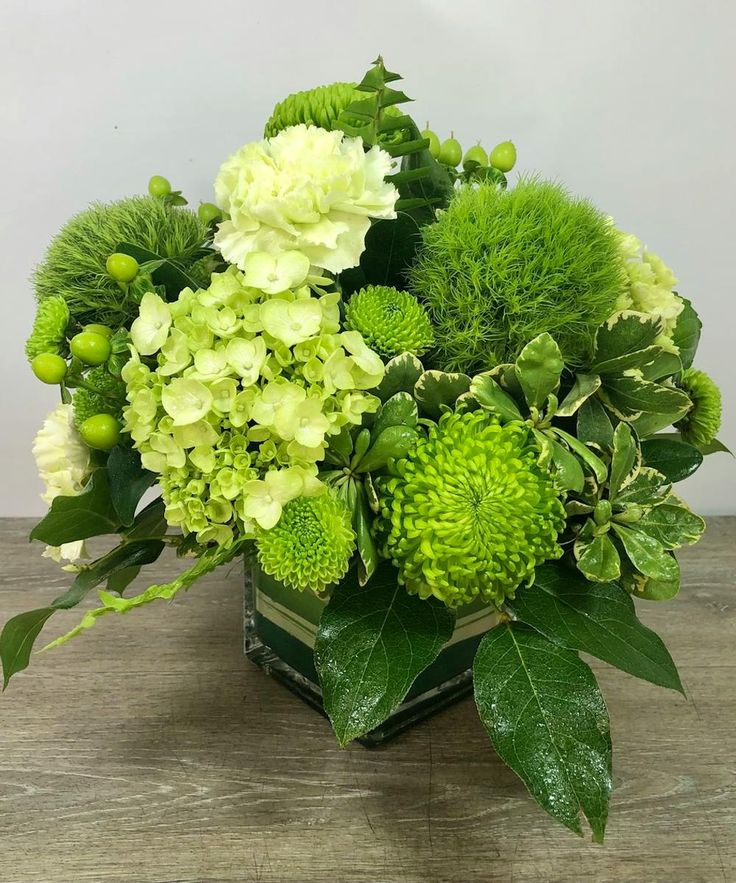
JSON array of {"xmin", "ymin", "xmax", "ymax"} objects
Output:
[
  {"xmin": 73, "ymin": 367, "xmax": 127, "ymax": 428},
  {"xmin": 345, "ymin": 286, "xmax": 435, "ymax": 359},
  {"xmin": 255, "ymin": 491, "xmax": 356, "ymax": 593},
  {"xmin": 409, "ymin": 179, "xmax": 625, "ymax": 372},
  {"xmin": 25, "ymin": 296, "xmax": 69, "ymax": 361},
  {"xmin": 676, "ymin": 368, "xmax": 722, "ymax": 447},
  {"xmin": 379, "ymin": 411, "xmax": 566, "ymax": 607}
]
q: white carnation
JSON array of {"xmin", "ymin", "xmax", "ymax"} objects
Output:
[
  {"xmin": 32, "ymin": 403, "xmax": 91, "ymax": 563},
  {"xmin": 213, "ymin": 124, "xmax": 399, "ymax": 275}
]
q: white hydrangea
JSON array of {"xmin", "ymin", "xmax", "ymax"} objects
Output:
[
  {"xmin": 213, "ymin": 124, "xmax": 399, "ymax": 275},
  {"xmin": 32, "ymin": 403, "xmax": 91, "ymax": 563}
]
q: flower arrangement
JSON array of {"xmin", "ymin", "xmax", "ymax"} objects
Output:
[{"xmin": 2, "ymin": 57, "xmax": 727, "ymax": 842}]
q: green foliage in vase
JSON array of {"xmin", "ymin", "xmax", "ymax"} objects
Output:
[
  {"xmin": 256, "ymin": 491, "xmax": 356, "ymax": 594},
  {"xmin": 409, "ymin": 179, "xmax": 626, "ymax": 372},
  {"xmin": 675, "ymin": 367, "xmax": 722, "ymax": 447},
  {"xmin": 345, "ymin": 285, "xmax": 434, "ymax": 359},
  {"xmin": 25, "ymin": 295, "xmax": 70, "ymax": 361},
  {"xmin": 72, "ymin": 366, "xmax": 127, "ymax": 428},
  {"xmin": 33, "ymin": 197, "xmax": 208, "ymax": 328},
  {"xmin": 378, "ymin": 410, "xmax": 566, "ymax": 607}
]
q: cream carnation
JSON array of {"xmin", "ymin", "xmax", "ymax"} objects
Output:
[
  {"xmin": 214, "ymin": 124, "xmax": 399, "ymax": 275},
  {"xmin": 32, "ymin": 403, "xmax": 91, "ymax": 563}
]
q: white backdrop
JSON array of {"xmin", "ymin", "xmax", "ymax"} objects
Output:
[{"xmin": 0, "ymin": 0, "xmax": 733, "ymax": 515}]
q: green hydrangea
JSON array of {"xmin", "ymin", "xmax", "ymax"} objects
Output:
[
  {"xmin": 72, "ymin": 367, "xmax": 127, "ymax": 428},
  {"xmin": 256, "ymin": 491, "xmax": 355, "ymax": 593},
  {"xmin": 123, "ymin": 266, "xmax": 385, "ymax": 547},
  {"xmin": 379, "ymin": 410, "xmax": 566, "ymax": 607},
  {"xmin": 409, "ymin": 179, "xmax": 626, "ymax": 372},
  {"xmin": 34, "ymin": 197, "xmax": 208, "ymax": 328},
  {"xmin": 345, "ymin": 286, "xmax": 434, "ymax": 359},
  {"xmin": 676, "ymin": 367, "xmax": 722, "ymax": 447},
  {"xmin": 25, "ymin": 296, "xmax": 69, "ymax": 361}
]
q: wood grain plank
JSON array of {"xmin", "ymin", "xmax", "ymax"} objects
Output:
[{"xmin": 0, "ymin": 517, "xmax": 734, "ymax": 883}]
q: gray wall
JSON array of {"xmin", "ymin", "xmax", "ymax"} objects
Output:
[{"xmin": 1, "ymin": 0, "xmax": 733, "ymax": 515}]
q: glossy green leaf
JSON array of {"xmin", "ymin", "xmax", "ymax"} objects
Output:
[
  {"xmin": 375, "ymin": 352, "xmax": 424, "ymax": 401},
  {"xmin": 609, "ymin": 423, "xmax": 638, "ymax": 500},
  {"xmin": 30, "ymin": 469, "xmax": 120, "ymax": 546},
  {"xmin": 600, "ymin": 376, "xmax": 692, "ymax": 421},
  {"xmin": 515, "ymin": 333, "xmax": 564, "ymax": 409},
  {"xmin": 576, "ymin": 534, "xmax": 621, "ymax": 582},
  {"xmin": 640, "ymin": 437, "xmax": 703, "ymax": 482},
  {"xmin": 577, "ymin": 397, "xmax": 614, "ymax": 449},
  {"xmin": 107, "ymin": 445, "xmax": 157, "ymax": 526},
  {"xmin": 474, "ymin": 623, "xmax": 612, "ymax": 841},
  {"xmin": 590, "ymin": 311, "xmax": 663, "ymax": 374},
  {"xmin": 315, "ymin": 562, "xmax": 455, "ymax": 745},
  {"xmin": 697, "ymin": 437, "xmax": 733, "ymax": 456},
  {"xmin": 556, "ymin": 374, "xmax": 602, "ymax": 418},
  {"xmin": 634, "ymin": 575, "xmax": 680, "ymax": 601},
  {"xmin": 612, "ymin": 524, "xmax": 680, "ymax": 581},
  {"xmin": 469, "ymin": 373, "xmax": 524, "ymax": 422},
  {"xmin": 546, "ymin": 435, "xmax": 585, "ymax": 492},
  {"xmin": 125, "ymin": 496, "xmax": 167, "ymax": 539},
  {"xmin": 356, "ymin": 425, "xmax": 418, "ymax": 473},
  {"xmin": 0, "ymin": 607, "xmax": 55, "ymax": 689},
  {"xmin": 354, "ymin": 212, "xmax": 421, "ymax": 289},
  {"xmin": 371, "ymin": 392, "xmax": 418, "ymax": 439},
  {"xmin": 640, "ymin": 351, "xmax": 682, "ymax": 381},
  {"xmin": 635, "ymin": 503, "xmax": 705, "ymax": 549},
  {"xmin": 551, "ymin": 429, "xmax": 608, "ymax": 484},
  {"xmin": 414, "ymin": 370, "xmax": 471, "ymax": 418},
  {"xmin": 671, "ymin": 298, "xmax": 701, "ymax": 369},
  {"xmin": 506, "ymin": 564, "xmax": 683, "ymax": 692},
  {"xmin": 616, "ymin": 467, "xmax": 670, "ymax": 505}
]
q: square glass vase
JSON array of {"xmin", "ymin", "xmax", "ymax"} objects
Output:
[{"xmin": 244, "ymin": 565, "xmax": 498, "ymax": 747}]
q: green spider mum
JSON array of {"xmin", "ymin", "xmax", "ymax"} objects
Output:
[
  {"xmin": 34, "ymin": 197, "xmax": 208, "ymax": 328},
  {"xmin": 25, "ymin": 295, "xmax": 70, "ymax": 361},
  {"xmin": 73, "ymin": 367, "xmax": 127, "ymax": 428},
  {"xmin": 345, "ymin": 286, "xmax": 434, "ymax": 359},
  {"xmin": 256, "ymin": 491, "xmax": 356, "ymax": 594},
  {"xmin": 379, "ymin": 411, "xmax": 566, "ymax": 608},
  {"xmin": 408, "ymin": 179, "xmax": 626, "ymax": 372},
  {"xmin": 676, "ymin": 367, "xmax": 722, "ymax": 447}
]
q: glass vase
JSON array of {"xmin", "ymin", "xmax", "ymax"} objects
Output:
[{"xmin": 243, "ymin": 565, "xmax": 498, "ymax": 746}]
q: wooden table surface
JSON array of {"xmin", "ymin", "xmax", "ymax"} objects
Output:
[{"xmin": 0, "ymin": 517, "xmax": 734, "ymax": 883}]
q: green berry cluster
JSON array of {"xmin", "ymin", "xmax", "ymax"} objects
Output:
[{"xmin": 420, "ymin": 123, "xmax": 517, "ymax": 173}]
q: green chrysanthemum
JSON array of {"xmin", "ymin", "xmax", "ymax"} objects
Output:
[
  {"xmin": 676, "ymin": 367, "xmax": 722, "ymax": 447},
  {"xmin": 73, "ymin": 367, "xmax": 127, "ymax": 428},
  {"xmin": 34, "ymin": 197, "xmax": 208, "ymax": 328},
  {"xmin": 256, "ymin": 491, "xmax": 356, "ymax": 594},
  {"xmin": 25, "ymin": 295, "xmax": 70, "ymax": 361},
  {"xmin": 409, "ymin": 179, "xmax": 626, "ymax": 372},
  {"xmin": 379, "ymin": 411, "xmax": 566, "ymax": 608},
  {"xmin": 345, "ymin": 285, "xmax": 434, "ymax": 359}
]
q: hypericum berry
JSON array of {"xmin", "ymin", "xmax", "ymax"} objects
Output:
[
  {"xmin": 421, "ymin": 124, "xmax": 441, "ymax": 159},
  {"xmin": 83, "ymin": 323, "xmax": 113, "ymax": 339},
  {"xmin": 438, "ymin": 134, "xmax": 462, "ymax": 167},
  {"xmin": 463, "ymin": 143, "xmax": 488, "ymax": 170},
  {"xmin": 489, "ymin": 140, "xmax": 517, "ymax": 172},
  {"xmin": 148, "ymin": 175, "xmax": 172, "ymax": 198},
  {"xmin": 198, "ymin": 202, "xmax": 221, "ymax": 225},
  {"xmin": 70, "ymin": 331, "xmax": 112, "ymax": 366},
  {"xmin": 79, "ymin": 414, "xmax": 121, "ymax": 451},
  {"xmin": 31, "ymin": 353, "xmax": 68, "ymax": 384},
  {"xmin": 105, "ymin": 253, "xmax": 139, "ymax": 283}
]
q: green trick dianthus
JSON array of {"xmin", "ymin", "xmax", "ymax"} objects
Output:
[
  {"xmin": 409, "ymin": 179, "xmax": 626, "ymax": 372},
  {"xmin": 676, "ymin": 367, "xmax": 722, "ymax": 447},
  {"xmin": 345, "ymin": 285, "xmax": 434, "ymax": 359},
  {"xmin": 72, "ymin": 366, "xmax": 127, "ymax": 428},
  {"xmin": 34, "ymin": 197, "xmax": 208, "ymax": 328},
  {"xmin": 256, "ymin": 491, "xmax": 356, "ymax": 594},
  {"xmin": 379, "ymin": 410, "xmax": 566, "ymax": 607},
  {"xmin": 25, "ymin": 295, "xmax": 70, "ymax": 361}
]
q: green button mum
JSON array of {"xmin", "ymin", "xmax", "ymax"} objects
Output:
[
  {"xmin": 379, "ymin": 411, "xmax": 566, "ymax": 608},
  {"xmin": 676, "ymin": 367, "xmax": 722, "ymax": 447},
  {"xmin": 256, "ymin": 491, "xmax": 356, "ymax": 594},
  {"xmin": 25, "ymin": 295, "xmax": 70, "ymax": 361},
  {"xmin": 345, "ymin": 285, "xmax": 435, "ymax": 359}
]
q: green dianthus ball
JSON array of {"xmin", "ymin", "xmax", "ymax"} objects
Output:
[
  {"xmin": 256, "ymin": 492, "xmax": 356, "ymax": 594},
  {"xmin": 379, "ymin": 410, "xmax": 565, "ymax": 608},
  {"xmin": 34, "ymin": 197, "xmax": 208, "ymax": 328},
  {"xmin": 409, "ymin": 179, "xmax": 626, "ymax": 372},
  {"xmin": 73, "ymin": 366, "xmax": 127, "ymax": 428},
  {"xmin": 345, "ymin": 285, "xmax": 435, "ymax": 359},
  {"xmin": 676, "ymin": 367, "xmax": 722, "ymax": 447},
  {"xmin": 25, "ymin": 295, "xmax": 70, "ymax": 361}
]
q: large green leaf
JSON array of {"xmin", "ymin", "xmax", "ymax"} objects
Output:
[
  {"xmin": 314, "ymin": 562, "xmax": 455, "ymax": 745},
  {"xmin": 514, "ymin": 333, "xmax": 563, "ymax": 409},
  {"xmin": 0, "ymin": 608, "xmax": 55, "ymax": 689},
  {"xmin": 474, "ymin": 623, "xmax": 612, "ymax": 841},
  {"xmin": 414, "ymin": 370, "xmax": 471, "ymax": 418},
  {"xmin": 375, "ymin": 352, "xmax": 424, "ymax": 401},
  {"xmin": 29, "ymin": 469, "xmax": 120, "ymax": 546},
  {"xmin": 506, "ymin": 564, "xmax": 683, "ymax": 692},
  {"xmin": 352, "ymin": 213, "xmax": 421, "ymax": 290},
  {"xmin": 671, "ymin": 298, "xmax": 701, "ymax": 369},
  {"xmin": 356, "ymin": 425, "xmax": 418, "ymax": 473},
  {"xmin": 556, "ymin": 374, "xmax": 601, "ymax": 418},
  {"xmin": 590, "ymin": 311, "xmax": 662, "ymax": 374},
  {"xmin": 107, "ymin": 445, "xmax": 157, "ymax": 526},
  {"xmin": 640, "ymin": 437, "xmax": 703, "ymax": 482},
  {"xmin": 608, "ymin": 422, "xmax": 638, "ymax": 500},
  {"xmin": 577, "ymin": 396, "xmax": 614, "ymax": 449},
  {"xmin": 575, "ymin": 534, "xmax": 621, "ymax": 582},
  {"xmin": 600, "ymin": 376, "xmax": 692, "ymax": 420},
  {"xmin": 470, "ymin": 374, "xmax": 524, "ymax": 422},
  {"xmin": 612, "ymin": 524, "xmax": 680, "ymax": 581},
  {"xmin": 371, "ymin": 392, "xmax": 418, "ymax": 439},
  {"xmin": 635, "ymin": 503, "xmax": 705, "ymax": 549}
]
